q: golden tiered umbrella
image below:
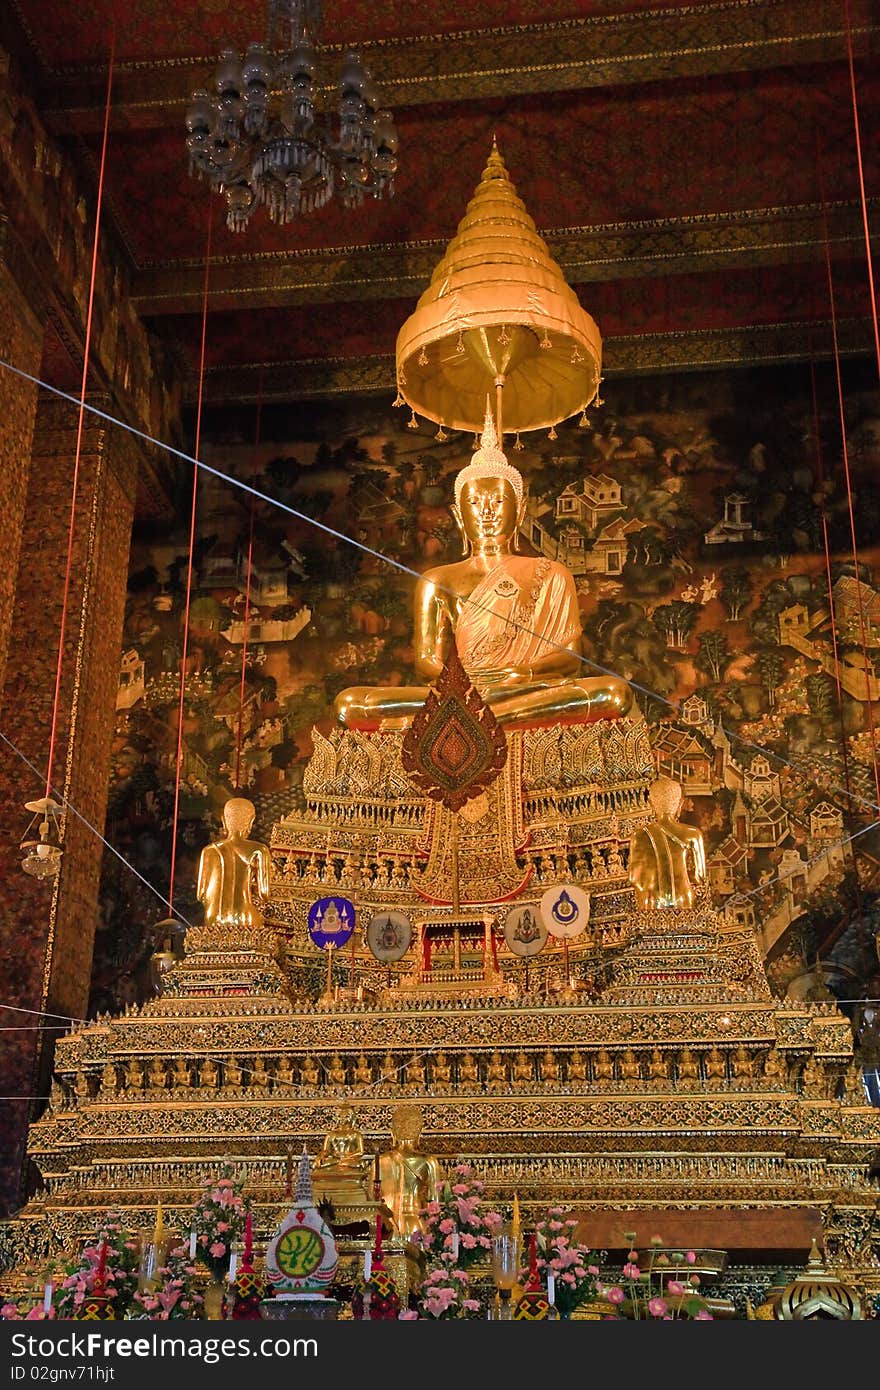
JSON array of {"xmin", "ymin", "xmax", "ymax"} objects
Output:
[{"xmin": 395, "ymin": 139, "xmax": 602, "ymax": 439}]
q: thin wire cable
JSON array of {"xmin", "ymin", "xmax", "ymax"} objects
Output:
[
  {"xmin": 44, "ymin": 37, "xmax": 116, "ymax": 798},
  {"xmin": 234, "ymin": 386, "xmax": 263, "ymax": 789},
  {"xmin": 727, "ymin": 817, "xmax": 880, "ymax": 906},
  {"xmin": 0, "ymin": 727, "xmax": 192, "ymax": 927},
  {"xmin": 842, "ymin": 0, "xmax": 880, "ymax": 381},
  {"xmin": 0, "ymin": 357, "xmax": 876, "ymax": 818},
  {"xmin": 168, "ymin": 205, "xmax": 213, "ymax": 915}
]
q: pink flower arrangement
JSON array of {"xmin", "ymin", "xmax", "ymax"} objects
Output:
[
  {"xmin": 45, "ymin": 1212, "xmax": 143, "ymax": 1320},
  {"xmin": 532, "ymin": 1208, "xmax": 600, "ymax": 1318},
  {"xmin": 602, "ymin": 1234, "xmax": 713, "ymax": 1320},
  {"xmin": 417, "ymin": 1266, "xmax": 480, "ymax": 1320},
  {"xmin": 191, "ymin": 1167, "xmax": 250, "ymax": 1280},
  {"xmin": 131, "ymin": 1244, "xmax": 206, "ymax": 1321},
  {"xmin": 413, "ymin": 1166, "xmax": 502, "ymax": 1269}
]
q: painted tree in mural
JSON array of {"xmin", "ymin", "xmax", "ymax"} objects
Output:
[
  {"xmin": 696, "ymin": 630, "xmax": 730, "ymax": 684},
  {"xmin": 652, "ymin": 600, "xmax": 699, "ymax": 650},
  {"xmin": 805, "ymin": 672, "xmax": 839, "ymax": 729},
  {"xmin": 720, "ymin": 566, "xmax": 753, "ymax": 621},
  {"xmin": 756, "ymin": 646, "xmax": 787, "ymax": 710}
]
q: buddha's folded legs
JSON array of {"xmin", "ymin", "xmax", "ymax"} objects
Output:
[{"xmin": 334, "ymin": 673, "xmax": 632, "ymax": 730}]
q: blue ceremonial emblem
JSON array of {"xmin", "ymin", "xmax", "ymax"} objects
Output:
[
  {"xmin": 308, "ymin": 896, "xmax": 355, "ymax": 949},
  {"xmin": 540, "ymin": 884, "xmax": 590, "ymax": 940}
]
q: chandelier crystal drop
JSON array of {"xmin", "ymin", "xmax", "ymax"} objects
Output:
[{"xmin": 185, "ymin": 0, "xmax": 399, "ymax": 233}]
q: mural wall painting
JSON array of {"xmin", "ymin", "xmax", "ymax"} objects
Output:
[{"xmin": 94, "ymin": 364, "xmax": 880, "ymax": 1015}]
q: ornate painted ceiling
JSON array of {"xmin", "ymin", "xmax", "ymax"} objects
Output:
[{"xmin": 5, "ymin": 0, "xmax": 880, "ymax": 409}]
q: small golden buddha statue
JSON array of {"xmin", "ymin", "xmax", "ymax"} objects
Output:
[
  {"xmin": 459, "ymin": 1052, "xmax": 480, "ymax": 1086},
  {"xmin": 301, "ymin": 1054, "xmax": 320, "ymax": 1088},
  {"xmin": 379, "ymin": 1104, "xmax": 442, "ymax": 1241},
  {"xmin": 619, "ymin": 1048, "xmax": 641, "ymax": 1082},
  {"xmin": 326, "ymin": 1053, "xmax": 348, "ymax": 1087},
  {"xmin": 568, "ymin": 1049, "xmax": 589, "ymax": 1083},
  {"xmin": 648, "ymin": 1047, "xmax": 669, "ymax": 1081},
  {"xmin": 430, "ymin": 1051, "xmax": 452, "ymax": 1088},
  {"xmin": 402, "ymin": 1052, "xmax": 424, "ymax": 1088},
  {"xmin": 224, "ymin": 1056, "xmax": 243, "ymax": 1089},
  {"xmin": 732, "ymin": 1046, "xmax": 755, "ymax": 1080},
  {"xmin": 801, "ymin": 1056, "xmax": 826, "ymax": 1098},
  {"xmin": 101, "ymin": 1063, "xmax": 117, "ymax": 1094},
  {"xmin": 486, "ymin": 1050, "xmax": 507, "ymax": 1089},
  {"xmin": 124, "ymin": 1057, "xmax": 144, "ymax": 1090},
  {"xmin": 146, "ymin": 1058, "xmax": 166, "ymax": 1090},
  {"xmin": 250, "ymin": 1056, "xmax": 271, "ymax": 1090},
  {"xmin": 540, "ymin": 1048, "xmax": 560, "ymax": 1083},
  {"xmin": 275, "ymin": 1055, "xmax": 294, "ymax": 1090},
  {"xmin": 380, "ymin": 1051, "xmax": 399, "ymax": 1085},
  {"xmin": 333, "ymin": 410, "xmax": 632, "ymax": 731},
  {"xmin": 678, "ymin": 1047, "xmax": 699, "ymax": 1082},
  {"xmin": 313, "ymin": 1105, "xmax": 375, "ymax": 1212},
  {"xmin": 171, "ymin": 1056, "xmax": 191, "ymax": 1089},
  {"xmin": 705, "ymin": 1047, "xmax": 726, "ymax": 1081},
  {"xmin": 353, "ymin": 1053, "xmax": 374, "ymax": 1087},
  {"xmin": 73, "ymin": 1071, "xmax": 90, "ymax": 1101},
  {"xmin": 512, "ymin": 1050, "xmax": 533, "ymax": 1087},
  {"xmin": 628, "ymin": 777, "xmax": 707, "ymax": 911},
  {"xmin": 199, "ymin": 1057, "xmax": 219, "ymax": 1088},
  {"xmin": 842, "ymin": 1062, "xmax": 865, "ymax": 1104},
  {"xmin": 196, "ymin": 796, "xmax": 271, "ymax": 932},
  {"xmin": 763, "ymin": 1048, "xmax": 785, "ymax": 1081}
]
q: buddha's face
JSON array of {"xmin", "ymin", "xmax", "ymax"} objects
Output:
[{"xmin": 455, "ymin": 476, "xmax": 520, "ymax": 548}]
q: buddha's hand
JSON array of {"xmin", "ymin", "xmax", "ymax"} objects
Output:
[{"xmin": 472, "ymin": 666, "xmax": 536, "ymax": 692}]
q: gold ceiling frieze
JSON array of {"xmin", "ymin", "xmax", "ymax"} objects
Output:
[
  {"xmin": 133, "ymin": 201, "xmax": 878, "ymax": 313},
  {"xmin": 188, "ymin": 318, "xmax": 876, "ymax": 405},
  {"xmin": 39, "ymin": 0, "xmax": 880, "ymax": 134}
]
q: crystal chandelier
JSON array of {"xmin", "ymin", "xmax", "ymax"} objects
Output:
[{"xmin": 185, "ymin": 0, "xmax": 399, "ymax": 232}]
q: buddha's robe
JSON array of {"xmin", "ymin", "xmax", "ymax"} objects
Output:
[{"xmin": 453, "ymin": 556, "xmax": 582, "ymax": 679}]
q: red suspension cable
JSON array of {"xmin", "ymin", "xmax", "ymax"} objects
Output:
[
  {"xmin": 44, "ymin": 36, "xmax": 116, "ymax": 798},
  {"xmin": 842, "ymin": 0, "xmax": 880, "ymax": 382},
  {"xmin": 168, "ymin": 204, "xmax": 212, "ymax": 915},
  {"xmin": 234, "ymin": 383, "xmax": 264, "ymax": 790}
]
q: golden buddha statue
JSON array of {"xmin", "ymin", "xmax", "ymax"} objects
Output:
[
  {"xmin": 705, "ymin": 1047, "xmax": 726, "ymax": 1081},
  {"xmin": 101, "ymin": 1063, "xmax": 117, "ymax": 1094},
  {"xmin": 275, "ymin": 1055, "xmax": 295, "ymax": 1091},
  {"xmin": 620, "ymin": 1048, "xmax": 641, "ymax": 1082},
  {"xmin": 763, "ymin": 1048, "xmax": 785, "ymax": 1082},
  {"xmin": 378, "ymin": 1104, "xmax": 442, "ymax": 1241},
  {"xmin": 333, "ymin": 408, "xmax": 632, "ymax": 731},
  {"xmin": 486, "ymin": 1050, "xmax": 507, "ymax": 1089},
  {"xmin": 73, "ymin": 1071, "xmax": 90, "ymax": 1101},
  {"xmin": 196, "ymin": 796, "xmax": 271, "ymax": 932},
  {"xmin": 404, "ymin": 1052, "xmax": 425, "ymax": 1088},
  {"xmin": 430, "ymin": 1051, "xmax": 452, "ymax": 1088},
  {"xmin": 512, "ymin": 1050, "xmax": 533, "ymax": 1087},
  {"xmin": 171, "ymin": 1056, "xmax": 191, "ymax": 1089},
  {"xmin": 146, "ymin": 1057, "xmax": 166, "ymax": 1090},
  {"xmin": 313, "ymin": 1105, "xmax": 375, "ymax": 1211},
  {"xmin": 124, "ymin": 1057, "xmax": 144, "ymax": 1090},
  {"xmin": 801, "ymin": 1056, "xmax": 826, "ymax": 1099},
  {"xmin": 540, "ymin": 1048, "xmax": 560, "ymax": 1083},
  {"xmin": 199, "ymin": 1057, "xmax": 219, "ymax": 1089},
  {"xmin": 327, "ymin": 1053, "xmax": 348, "ymax": 1087},
  {"xmin": 354, "ymin": 1053, "xmax": 374, "ymax": 1087},
  {"xmin": 842, "ymin": 1062, "xmax": 865, "ymax": 1104},
  {"xmin": 678, "ymin": 1047, "xmax": 699, "ymax": 1082},
  {"xmin": 224, "ymin": 1055, "xmax": 243, "ymax": 1089},
  {"xmin": 380, "ymin": 1051, "xmax": 399, "ymax": 1085},
  {"xmin": 568, "ymin": 1049, "xmax": 589, "ymax": 1083},
  {"xmin": 732, "ymin": 1045, "xmax": 755, "ymax": 1080},
  {"xmin": 251, "ymin": 1056, "xmax": 271, "ymax": 1089},
  {"xmin": 459, "ymin": 1052, "xmax": 480, "ymax": 1086},
  {"xmin": 628, "ymin": 777, "xmax": 707, "ymax": 911},
  {"xmin": 301, "ymin": 1054, "xmax": 320, "ymax": 1088},
  {"xmin": 648, "ymin": 1047, "xmax": 670, "ymax": 1081}
]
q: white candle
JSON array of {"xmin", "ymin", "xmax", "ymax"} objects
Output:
[
  {"xmin": 43, "ymin": 1283, "xmax": 52, "ymax": 1313},
  {"xmin": 547, "ymin": 1274, "xmax": 556, "ymax": 1306},
  {"xmin": 228, "ymin": 1252, "xmax": 238, "ymax": 1284},
  {"xmin": 451, "ymin": 1231, "xmax": 459, "ymax": 1260},
  {"xmin": 363, "ymin": 1251, "xmax": 372, "ymax": 1281},
  {"xmin": 189, "ymin": 1228, "xmax": 197, "ymax": 1260}
]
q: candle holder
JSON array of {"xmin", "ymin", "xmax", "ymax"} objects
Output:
[{"xmin": 491, "ymin": 1234, "xmax": 520, "ymax": 1321}]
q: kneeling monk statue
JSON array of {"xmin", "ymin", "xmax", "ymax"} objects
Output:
[
  {"xmin": 334, "ymin": 408, "xmax": 632, "ymax": 730},
  {"xmin": 628, "ymin": 777, "xmax": 707, "ymax": 911}
]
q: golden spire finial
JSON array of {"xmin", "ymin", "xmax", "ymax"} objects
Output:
[{"xmin": 481, "ymin": 394, "xmax": 498, "ymax": 450}]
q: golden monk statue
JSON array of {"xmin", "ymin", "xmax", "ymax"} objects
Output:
[
  {"xmin": 628, "ymin": 778, "xmax": 707, "ymax": 911},
  {"xmin": 124, "ymin": 1057, "xmax": 144, "ymax": 1090},
  {"xmin": 196, "ymin": 796, "xmax": 271, "ymax": 931},
  {"xmin": 101, "ymin": 1063, "xmax": 117, "ymax": 1094},
  {"xmin": 430, "ymin": 1051, "xmax": 452, "ymax": 1088},
  {"xmin": 569, "ymin": 1049, "xmax": 589, "ymax": 1083},
  {"xmin": 378, "ymin": 1104, "xmax": 442, "ymax": 1241},
  {"xmin": 404, "ymin": 1052, "xmax": 425, "ymax": 1087},
  {"xmin": 275, "ymin": 1055, "xmax": 294, "ymax": 1091},
  {"xmin": 620, "ymin": 1048, "xmax": 641, "ymax": 1082},
  {"xmin": 648, "ymin": 1047, "xmax": 669, "ymax": 1081},
  {"xmin": 198, "ymin": 1057, "xmax": 219, "ymax": 1089},
  {"xmin": 354, "ymin": 1053, "xmax": 374, "ymax": 1087},
  {"xmin": 512, "ymin": 1049, "xmax": 533, "ymax": 1088},
  {"xmin": 171, "ymin": 1056, "xmax": 191, "ymax": 1089},
  {"xmin": 459, "ymin": 1052, "xmax": 480, "ymax": 1086},
  {"xmin": 540, "ymin": 1048, "xmax": 560, "ymax": 1083},
  {"xmin": 678, "ymin": 1047, "xmax": 699, "ymax": 1082},
  {"xmin": 300, "ymin": 1054, "xmax": 320, "ymax": 1088},
  {"xmin": 705, "ymin": 1047, "xmax": 726, "ymax": 1082},
  {"xmin": 327, "ymin": 1053, "xmax": 347, "ymax": 1087},
  {"xmin": 732, "ymin": 1045, "xmax": 755, "ymax": 1081},
  {"xmin": 334, "ymin": 409, "xmax": 632, "ymax": 730},
  {"xmin": 313, "ymin": 1105, "xmax": 375, "ymax": 1208},
  {"xmin": 146, "ymin": 1058, "xmax": 166, "ymax": 1090},
  {"xmin": 486, "ymin": 1050, "xmax": 507, "ymax": 1089}
]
